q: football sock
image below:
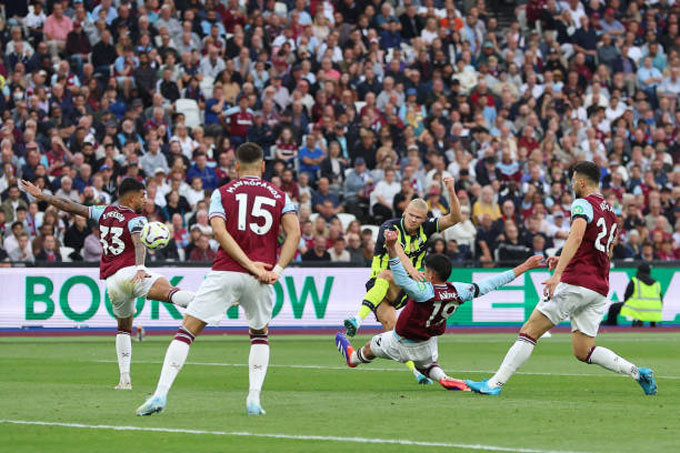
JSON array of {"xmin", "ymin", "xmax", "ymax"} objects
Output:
[
  {"xmin": 427, "ymin": 366, "xmax": 447, "ymax": 381},
  {"xmin": 487, "ymin": 333, "xmax": 537, "ymax": 388},
  {"xmin": 248, "ymin": 332, "xmax": 270, "ymax": 405},
  {"xmin": 356, "ymin": 278, "xmax": 390, "ymax": 321},
  {"xmin": 154, "ymin": 327, "xmax": 194, "ymax": 398},
  {"xmin": 350, "ymin": 346, "xmax": 373, "ymax": 365},
  {"xmin": 586, "ymin": 346, "xmax": 640, "ymax": 379},
  {"xmin": 116, "ymin": 330, "xmax": 132, "ymax": 383},
  {"xmin": 168, "ymin": 289, "xmax": 194, "ymax": 308}
]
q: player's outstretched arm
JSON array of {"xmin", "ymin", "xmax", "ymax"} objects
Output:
[
  {"xmin": 385, "ymin": 229, "xmax": 433, "ymax": 302},
  {"xmin": 272, "ymin": 212, "xmax": 302, "ymax": 283},
  {"xmin": 437, "ymin": 177, "xmax": 462, "ymax": 231},
  {"xmin": 21, "ymin": 179, "xmax": 89, "ymax": 218},
  {"xmin": 210, "ymin": 216, "xmax": 271, "ymax": 281},
  {"xmin": 543, "ymin": 218, "xmax": 586, "ymax": 298},
  {"xmin": 455, "ymin": 255, "xmax": 545, "ymax": 301}
]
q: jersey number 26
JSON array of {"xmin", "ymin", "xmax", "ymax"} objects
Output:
[{"xmin": 594, "ymin": 218, "xmax": 616, "ymax": 254}]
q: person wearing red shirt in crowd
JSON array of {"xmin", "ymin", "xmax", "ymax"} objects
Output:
[
  {"xmin": 518, "ymin": 125, "xmax": 540, "ymax": 153},
  {"xmin": 220, "ymin": 94, "xmax": 253, "ymax": 147}
]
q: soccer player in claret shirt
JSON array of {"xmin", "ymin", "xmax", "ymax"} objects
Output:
[
  {"xmin": 336, "ymin": 229, "xmax": 544, "ymax": 390},
  {"xmin": 21, "ymin": 178, "xmax": 194, "ymax": 390},
  {"xmin": 343, "ymin": 177, "xmax": 463, "ymax": 385},
  {"xmin": 137, "ymin": 143, "xmax": 301, "ymax": 417},
  {"xmin": 466, "ymin": 162, "xmax": 658, "ymax": 396}
]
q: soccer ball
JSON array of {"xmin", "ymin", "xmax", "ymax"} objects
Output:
[{"xmin": 140, "ymin": 221, "xmax": 171, "ymax": 250}]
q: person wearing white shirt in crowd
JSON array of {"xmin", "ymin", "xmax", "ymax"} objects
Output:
[
  {"xmin": 185, "ymin": 177, "xmax": 205, "ymax": 209},
  {"xmin": 171, "ymin": 123, "xmax": 198, "ymax": 159},
  {"xmin": 605, "ymin": 95, "xmax": 627, "ymax": 123},
  {"xmin": 329, "ymin": 236, "xmax": 351, "ymax": 262},
  {"xmin": 443, "ymin": 205, "xmax": 477, "ymax": 255},
  {"xmin": 7, "ymin": 233, "xmax": 34, "ymax": 263},
  {"xmin": 370, "ymin": 168, "xmax": 401, "ymax": 217},
  {"xmin": 658, "ymin": 66, "xmax": 680, "ymax": 98},
  {"xmin": 547, "ymin": 210, "xmax": 570, "ymax": 250}
]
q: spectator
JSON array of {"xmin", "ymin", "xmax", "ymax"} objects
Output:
[
  {"xmin": 188, "ymin": 234, "xmax": 217, "ymax": 262},
  {"xmin": 35, "ymin": 234, "xmax": 62, "ymax": 263},
  {"xmin": 370, "ymin": 168, "xmax": 400, "ymax": 219},
  {"xmin": 298, "ymin": 135, "xmax": 326, "ymax": 183},
  {"xmin": 8, "ymin": 233, "xmax": 34, "ymax": 263},
  {"xmin": 186, "ymin": 154, "xmax": 218, "ymax": 191},
  {"xmin": 302, "ymin": 235, "xmax": 331, "ymax": 262},
  {"xmin": 497, "ymin": 222, "xmax": 532, "ymax": 262},
  {"xmin": 606, "ymin": 263, "xmax": 663, "ymax": 327},
  {"xmin": 329, "ymin": 237, "xmax": 351, "ymax": 262},
  {"xmin": 63, "ymin": 216, "xmax": 89, "ymax": 255},
  {"xmin": 312, "ymin": 177, "xmax": 341, "ymax": 214},
  {"xmin": 472, "ymin": 186, "xmax": 501, "ymax": 225},
  {"xmin": 2, "ymin": 186, "xmax": 29, "ymax": 223},
  {"xmin": 82, "ymin": 221, "xmax": 102, "ymax": 262}
]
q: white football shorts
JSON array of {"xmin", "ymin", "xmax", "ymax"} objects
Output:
[
  {"xmin": 106, "ymin": 265, "xmax": 162, "ymax": 319},
  {"xmin": 186, "ymin": 270, "xmax": 273, "ymax": 330},
  {"xmin": 370, "ymin": 330, "xmax": 439, "ymax": 370},
  {"xmin": 537, "ymin": 282, "xmax": 607, "ymax": 337}
]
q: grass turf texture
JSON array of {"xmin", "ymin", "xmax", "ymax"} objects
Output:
[{"xmin": 0, "ymin": 332, "xmax": 677, "ymax": 452}]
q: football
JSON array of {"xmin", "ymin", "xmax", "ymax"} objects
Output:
[{"xmin": 140, "ymin": 221, "xmax": 171, "ymax": 250}]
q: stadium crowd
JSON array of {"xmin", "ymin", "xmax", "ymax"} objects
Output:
[{"xmin": 0, "ymin": 0, "xmax": 679, "ymax": 266}]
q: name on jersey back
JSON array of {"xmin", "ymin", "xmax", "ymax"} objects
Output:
[{"xmin": 225, "ymin": 179, "xmax": 282, "ymax": 199}]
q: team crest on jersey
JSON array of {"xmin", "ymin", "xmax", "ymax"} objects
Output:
[{"xmin": 572, "ymin": 205, "xmax": 584, "ymax": 215}]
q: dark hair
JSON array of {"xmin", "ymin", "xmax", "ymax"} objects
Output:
[
  {"xmin": 119, "ymin": 177, "xmax": 146, "ymax": 198},
  {"xmin": 424, "ymin": 253, "xmax": 452, "ymax": 282},
  {"xmin": 571, "ymin": 161, "xmax": 601, "ymax": 185},
  {"xmin": 236, "ymin": 142, "xmax": 264, "ymax": 165}
]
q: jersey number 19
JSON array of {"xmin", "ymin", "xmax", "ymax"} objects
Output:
[{"xmin": 425, "ymin": 301, "xmax": 458, "ymax": 328}]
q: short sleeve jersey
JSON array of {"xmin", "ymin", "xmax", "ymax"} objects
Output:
[
  {"xmin": 209, "ymin": 176, "xmax": 297, "ymax": 273},
  {"xmin": 396, "ymin": 281, "xmax": 466, "ymax": 341},
  {"xmin": 370, "ymin": 217, "xmax": 439, "ymax": 280},
  {"xmin": 89, "ymin": 205, "xmax": 147, "ymax": 280},
  {"xmin": 560, "ymin": 193, "xmax": 617, "ymax": 296}
]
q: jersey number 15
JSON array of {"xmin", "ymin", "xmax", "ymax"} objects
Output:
[{"xmin": 235, "ymin": 193, "xmax": 276, "ymax": 235}]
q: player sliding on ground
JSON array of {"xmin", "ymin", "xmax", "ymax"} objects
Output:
[
  {"xmin": 336, "ymin": 228, "xmax": 544, "ymax": 390},
  {"xmin": 136, "ymin": 143, "xmax": 301, "ymax": 417},
  {"xmin": 344, "ymin": 177, "xmax": 462, "ymax": 385},
  {"xmin": 466, "ymin": 161, "xmax": 658, "ymax": 396},
  {"xmin": 21, "ymin": 178, "xmax": 194, "ymax": 390}
]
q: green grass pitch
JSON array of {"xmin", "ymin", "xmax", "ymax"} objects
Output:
[{"xmin": 1, "ymin": 332, "xmax": 678, "ymax": 452}]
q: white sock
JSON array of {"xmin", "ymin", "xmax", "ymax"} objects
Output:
[
  {"xmin": 248, "ymin": 333, "xmax": 270, "ymax": 404},
  {"xmin": 116, "ymin": 332, "xmax": 132, "ymax": 383},
  {"xmin": 154, "ymin": 327, "xmax": 195, "ymax": 398},
  {"xmin": 487, "ymin": 334, "xmax": 537, "ymax": 388},
  {"xmin": 428, "ymin": 366, "xmax": 447, "ymax": 381},
  {"xmin": 587, "ymin": 346, "xmax": 639, "ymax": 379},
  {"xmin": 350, "ymin": 346, "xmax": 372, "ymax": 365},
  {"xmin": 169, "ymin": 289, "xmax": 194, "ymax": 308}
]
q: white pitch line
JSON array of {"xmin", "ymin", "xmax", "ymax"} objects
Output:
[
  {"xmin": 0, "ymin": 419, "xmax": 588, "ymax": 453},
  {"xmin": 92, "ymin": 359, "xmax": 680, "ymax": 380}
]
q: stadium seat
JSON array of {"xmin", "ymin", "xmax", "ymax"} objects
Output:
[
  {"xmin": 199, "ymin": 76, "xmax": 214, "ymax": 98},
  {"xmin": 175, "ymin": 99, "xmax": 201, "ymax": 129},
  {"xmin": 337, "ymin": 213, "xmax": 356, "ymax": 231},
  {"xmin": 309, "ymin": 213, "xmax": 319, "ymax": 223},
  {"xmin": 545, "ymin": 247, "xmax": 558, "ymax": 257},
  {"xmin": 354, "ymin": 101, "xmax": 366, "ymax": 113},
  {"xmin": 60, "ymin": 246, "xmax": 75, "ymax": 263},
  {"xmin": 361, "ymin": 224, "xmax": 380, "ymax": 242}
]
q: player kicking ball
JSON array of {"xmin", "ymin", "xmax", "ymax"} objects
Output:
[
  {"xmin": 466, "ymin": 162, "xmax": 657, "ymax": 396},
  {"xmin": 136, "ymin": 143, "xmax": 301, "ymax": 417},
  {"xmin": 344, "ymin": 177, "xmax": 462, "ymax": 385},
  {"xmin": 21, "ymin": 178, "xmax": 194, "ymax": 390},
  {"xmin": 336, "ymin": 229, "xmax": 544, "ymax": 390}
]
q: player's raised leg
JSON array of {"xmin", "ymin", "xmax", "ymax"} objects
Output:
[
  {"xmin": 572, "ymin": 331, "xmax": 657, "ymax": 395},
  {"xmin": 344, "ymin": 275, "xmax": 391, "ymax": 337},
  {"xmin": 114, "ymin": 315, "xmax": 133, "ymax": 390},
  {"xmin": 136, "ymin": 315, "xmax": 206, "ymax": 416},
  {"xmin": 146, "ymin": 277, "xmax": 195, "ymax": 308},
  {"xmin": 466, "ymin": 308, "xmax": 554, "ymax": 395}
]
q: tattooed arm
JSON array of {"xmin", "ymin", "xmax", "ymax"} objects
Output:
[
  {"xmin": 130, "ymin": 232, "xmax": 151, "ymax": 282},
  {"xmin": 21, "ymin": 179, "xmax": 89, "ymax": 218}
]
